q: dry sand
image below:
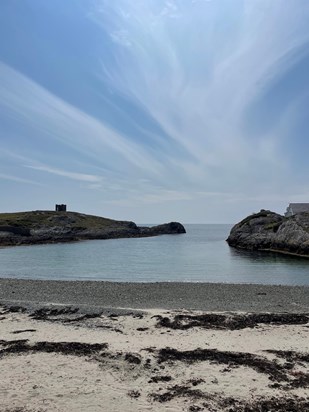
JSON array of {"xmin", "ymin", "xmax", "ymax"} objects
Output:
[
  {"xmin": 0, "ymin": 279, "xmax": 308, "ymax": 411},
  {"xmin": 0, "ymin": 297, "xmax": 308, "ymax": 411}
]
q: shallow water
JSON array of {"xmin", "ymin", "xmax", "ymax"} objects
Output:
[{"xmin": 0, "ymin": 224, "xmax": 308, "ymax": 285}]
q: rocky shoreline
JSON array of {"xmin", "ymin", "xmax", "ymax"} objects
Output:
[
  {"xmin": 0, "ymin": 210, "xmax": 186, "ymax": 247},
  {"xmin": 227, "ymin": 210, "xmax": 309, "ymax": 258}
]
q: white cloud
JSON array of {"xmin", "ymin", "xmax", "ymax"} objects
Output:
[
  {"xmin": 25, "ymin": 164, "xmax": 103, "ymax": 183},
  {"xmin": 2, "ymin": 1, "xmax": 309, "ymax": 221},
  {"xmin": 89, "ymin": 0, "xmax": 309, "ymax": 199},
  {"xmin": 0, "ymin": 173, "xmax": 42, "ymax": 186},
  {"xmin": 110, "ymin": 30, "xmax": 132, "ymax": 47},
  {"xmin": 0, "ymin": 62, "xmax": 164, "ymax": 178}
]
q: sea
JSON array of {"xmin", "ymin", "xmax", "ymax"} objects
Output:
[{"xmin": 0, "ymin": 224, "xmax": 308, "ymax": 286}]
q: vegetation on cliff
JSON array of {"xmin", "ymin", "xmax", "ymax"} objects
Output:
[{"xmin": 0, "ymin": 211, "xmax": 185, "ymax": 246}]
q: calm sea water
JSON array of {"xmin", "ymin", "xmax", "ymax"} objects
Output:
[{"xmin": 0, "ymin": 224, "xmax": 308, "ymax": 285}]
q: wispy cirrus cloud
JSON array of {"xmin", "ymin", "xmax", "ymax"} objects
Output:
[
  {"xmin": 0, "ymin": 173, "xmax": 42, "ymax": 186},
  {"xmin": 25, "ymin": 164, "xmax": 103, "ymax": 183},
  {"xmin": 1, "ymin": 0, "xmax": 309, "ymax": 221},
  {"xmin": 89, "ymin": 0, "xmax": 309, "ymax": 193},
  {"xmin": 0, "ymin": 62, "xmax": 164, "ymax": 178}
]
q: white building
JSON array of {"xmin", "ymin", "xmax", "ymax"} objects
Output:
[{"xmin": 285, "ymin": 203, "xmax": 309, "ymax": 217}]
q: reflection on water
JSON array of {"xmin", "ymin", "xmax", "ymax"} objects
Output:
[
  {"xmin": 227, "ymin": 245, "xmax": 309, "ymax": 285},
  {"xmin": 229, "ymin": 247, "xmax": 309, "ymax": 265},
  {"xmin": 0, "ymin": 224, "xmax": 308, "ymax": 285}
]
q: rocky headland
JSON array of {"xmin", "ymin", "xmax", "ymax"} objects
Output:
[
  {"xmin": 0, "ymin": 210, "xmax": 185, "ymax": 247},
  {"xmin": 227, "ymin": 209, "xmax": 309, "ymax": 257}
]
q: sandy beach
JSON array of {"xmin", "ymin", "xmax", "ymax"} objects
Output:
[{"xmin": 0, "ymin": 279, "xmax": 308, "ymax": 411}]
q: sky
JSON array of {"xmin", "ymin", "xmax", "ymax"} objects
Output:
[{"xmin": 1, "ymin": 0, "xmax": 309, "ymax": 224}]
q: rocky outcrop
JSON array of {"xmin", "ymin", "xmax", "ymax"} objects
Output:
[
  {"xmin": 227, "ymin": 210, "xmax": 309, "ymax": 257},
  {"xmin": 139, "ymin": 222, "xmax": 186, "ymax": 236},
  {"xmin": 0, "ymin": 211, "xmax": 186, "ymax": 247}
]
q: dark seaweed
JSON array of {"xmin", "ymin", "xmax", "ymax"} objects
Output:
[
  {"xmin": 148, "ymin": 375, "xmax": 172, "ymax": 383},
  {"xmin": 156, "ymin": 313, "xmax": 309, "ymax": 330},
  {"xmin": 157, "ymin": 347, "xmax": 288, "ymax": 381},
  {"xmin": 124, "ymin": 353, "xmax": 142, "ymax": 364},
  {"xmin": 219, "ymin": 396, "xmax": 309, "ymax": 412},
  {"xmin": 11, "ymin": 329, "xmax": 37, "ymax": 334},
  {"xmin": 151, "ymin": 385, "xmax": 209, "ymax": 402},
  {"xmin": 0, "ymin": 339, "xmax": 108, "ymax": 357},
  {"xmin": 265, "ymin": 349, "xmax": 309, "ymax": 363}
]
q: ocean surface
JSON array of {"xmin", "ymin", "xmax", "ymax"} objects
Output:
[{"xmin": 0, "ymin": 224, "xmax": 308, "ymax": 285}]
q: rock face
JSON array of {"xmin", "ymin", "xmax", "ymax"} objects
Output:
[
  {"xmin": 139, "ymin": 222, "xmax": 186, "ymax": 236},
  {"xmin": 0, "ymin": 211, "xmax": 186, "ymax": 247},
  {"xmin": 227, "ymin": 210, "xmax": 309, "ymax": 257}
]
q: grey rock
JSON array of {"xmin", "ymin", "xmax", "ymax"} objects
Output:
[
  {"xmin": 227, "ymin": 210, "xmax": 309, "ymax": 257},
  {"xmin": 139, "ymin": 222, "xmax": 186, "ymax": 236},
  {"xmin": 0, "ymin": 211, "xmax": 186, "ymax": 247}
]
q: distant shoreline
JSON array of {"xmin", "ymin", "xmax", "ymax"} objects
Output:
[
  {"xmin": 0, "ymin": 210, "xmax": 186, "ymax": 247},
  {"xmin": 0, "ymin": 278, "xmax": 308, "ymax": 313}
]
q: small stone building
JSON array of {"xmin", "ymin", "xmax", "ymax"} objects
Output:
[
  {"xmin": 55, "ymin": 204, "xmax": 67, "ymax": 212},
  {"xmin": 285, "ymin": 203, "xmax": 309, "ymax": 217}
]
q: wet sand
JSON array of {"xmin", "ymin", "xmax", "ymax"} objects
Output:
[{"xmin": 0, "ymin": 278, "xmax": 308, "ymax": 313}]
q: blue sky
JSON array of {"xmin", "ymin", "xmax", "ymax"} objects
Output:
[{"xmin": 1, "ymin": 0, "xmax": 309, "ymax": 223}]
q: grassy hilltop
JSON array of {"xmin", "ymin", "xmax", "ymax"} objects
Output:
[
  {"xmin": 0, "ymin": 210, "xmax": 185, "ymax": 246},
  {"xmin": 0, "ymin": 210, "xmax": 133, "ymax": 231}
]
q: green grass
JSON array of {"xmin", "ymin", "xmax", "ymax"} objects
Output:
[{"xmin": 0, "ymin": 210, "xmax": 124, "ymax": 230}]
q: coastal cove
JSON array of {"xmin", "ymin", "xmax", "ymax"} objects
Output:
[{"xmin": 0, "ymin": 224, "xmax": 308, "ymax": 286}]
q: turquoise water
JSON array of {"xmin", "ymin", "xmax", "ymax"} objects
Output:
[{"xmin": 0, "ymin": 224, "xmax": 308, "ymax": 285}]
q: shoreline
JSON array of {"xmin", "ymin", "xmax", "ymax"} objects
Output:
[
  {"xmin": 0, "ymin": 278, "xmax": 308, "ymax": 313},
  {"xmin": 1, "ymin": 279, "xmax": 308, "ymax": 411}
]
